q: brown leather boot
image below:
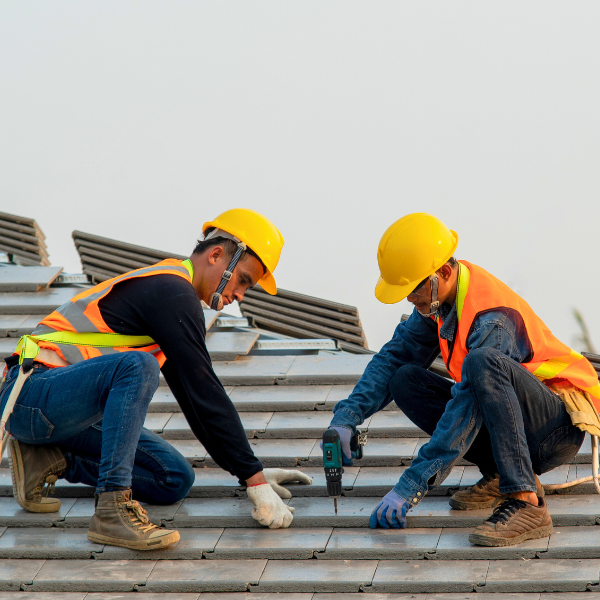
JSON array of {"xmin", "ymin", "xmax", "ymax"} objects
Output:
[
  {"xmin": 449, "ymin": 473, "xmax": 545, "ymax": 510},
  {"xmin": 87, "ymin": 489, "xmax": 180, "ymax": 550},
  {"xmin": 469, "ymin": 496, "xmax": 553, "ymax": 546},
  {"xmin": 8, "ymin": 437, "xmax": 66, "ymax": 513}
]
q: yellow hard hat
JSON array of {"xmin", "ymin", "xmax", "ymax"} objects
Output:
[
  {"xmin": 375, "ymin": 213, "xmax": 458, "ymax": 304},
  {"xmin": 203, "ymin": 208, "xmax": 284, "ymax": 295}
]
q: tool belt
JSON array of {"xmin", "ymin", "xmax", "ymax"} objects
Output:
[{"xmin": 548, "ymin": 381, "xmax": 600, "ymax": 437}]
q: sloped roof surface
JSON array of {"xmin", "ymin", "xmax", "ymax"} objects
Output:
[{"xmin": 0, "ymin": 218, "xmax": 599, "ymax": 596}]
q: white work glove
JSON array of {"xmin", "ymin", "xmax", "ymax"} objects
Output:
[
  {"xmin": 262, "ymin": 468, "xmax": 313, "ymax": 499},
  {"xmin": 247, "ymin": 483, "xmax": 295, "ymax": 528}
]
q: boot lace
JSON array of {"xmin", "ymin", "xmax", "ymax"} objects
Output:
[
  {"xmin": 485, "ymin": 498, "xmax": 527, "ymax": 525},
  {"xmin": 124, "ymin": 499, "xmax": 160, "ymax": 534},
  {"xmin": 34, "ymin": 471, "xmax": 63, "ymax": 499}
]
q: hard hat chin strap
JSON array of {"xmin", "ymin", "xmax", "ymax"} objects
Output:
[
  {"xmin": 210, "ymin": 241, "xmax": 247, "ymax": 311},
  {"xmin": 416, "ymin": 274, "xmax": 440, "ymax": 317}
]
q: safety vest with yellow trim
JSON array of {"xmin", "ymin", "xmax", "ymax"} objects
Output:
[
  {"xmin": 437, "ymin": 261, "xmax": 600, "ymax": 411},
  {"xmin": 14, "ymin": 259, "xmax": 194, "ymax": 368}
]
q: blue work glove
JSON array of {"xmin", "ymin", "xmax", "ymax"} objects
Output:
[
  {"xmin": 320, "ymin": 426, "xmax": 355, "ymax": 466},
  {"xmin": 369, "ymin": 489, "xmax": 410, "ymax": 529}
]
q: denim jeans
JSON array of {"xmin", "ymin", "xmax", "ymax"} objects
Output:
[
  {"xmin": 0, "ymin": 353, "xmax": 195, "ymax": 504},
  {"xmin": 390, "ymin": 347, "xmax": 585, "ymax": 500}
]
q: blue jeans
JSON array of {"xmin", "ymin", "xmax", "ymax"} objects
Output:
[
  {"xmin": 0, "ymin": 353, "xmax": 194, "ymax": 504},
  {"xmin": 391, "ymin": 347, "xmax": 585, "ymax": 497}
]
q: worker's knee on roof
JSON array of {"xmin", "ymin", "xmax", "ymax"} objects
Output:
[
  {"xmin": 390, "ymin": 364, "xmax": 424, "ymax": 406},
  {"xmin": 116, "ymin": 351, "xmax": 160, "ymax": 392},
  {"xmin": 166, "ymin": 458, "xmax": 195, "ymax": 504},
  {"xmin": 463, "ymin": 346, "xmax": 503, "ymax": 377}
]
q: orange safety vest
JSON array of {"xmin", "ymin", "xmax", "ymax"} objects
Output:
[
  {"xmin": 15, "ymin": 259, "xmax": 193, "ymax": 368},
  {"xmin": 438, "ymin": 261, "xmax": 600, "ymax": 410}
]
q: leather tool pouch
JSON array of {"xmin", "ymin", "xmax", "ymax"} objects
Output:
[{"xmin": 549, "ymin": 381, "xmax": 600, "ymax": 437}]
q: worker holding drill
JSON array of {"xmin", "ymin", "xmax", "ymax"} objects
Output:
[
  {"xmin": 0, "ymin": 208, "xmax": 311, "ymax": 551},
  {"xmin": 326, "ymin": 213, "xmax": 600, "ymax": 547}
]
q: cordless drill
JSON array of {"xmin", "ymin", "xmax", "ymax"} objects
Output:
[{"xmin": 322, "ymin": 428, "xmax": 365, "ymax": 514}]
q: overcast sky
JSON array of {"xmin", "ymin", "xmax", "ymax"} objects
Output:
[{"xmin": 1, "ymin": 2, "xmax": 598, "ymax": 351}]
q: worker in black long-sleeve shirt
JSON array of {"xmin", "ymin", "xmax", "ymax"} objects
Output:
[{"xmin": 0, "ymin": 209, "xmax": 311, "ymax": 551}]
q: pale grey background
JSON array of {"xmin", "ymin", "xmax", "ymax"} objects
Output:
[{"xmin": 1, "ymin": 2, "xmax": 598, "ymax": 351}]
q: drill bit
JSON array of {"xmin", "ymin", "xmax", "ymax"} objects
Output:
[{"xmin": 334, "ymin": 497, "xmax": 338, "ymax": 515}]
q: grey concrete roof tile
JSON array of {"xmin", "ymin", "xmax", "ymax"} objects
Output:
[
  {"xmin": 484, "ymin": 559, "xmax": 600, "ymax": 592},
  {"xmin": 0, "ymin": 497, "xmax": 77, "ymax": 527},
  {"xmin": 544, "ymin": 495, "xmax": 600, "ymax": 526},
  {"xmin": 257, "ymin": 559, "xmax": 378, "ymax": 592},
  {"xmin": 0, "ymin": 338, "xmax": 18, "ymax": 359},
  {"xmin": 538, "ymin": 465, "xmax": 570, "ymax": 487},
  {"xmin": 321, "ymin": 528, "xmax": 441, "ymax": 559},
  {"xmin": 307, "ymin": 438, "xmax": 418, "ymax": 467},
  {"xmin": 206, "ymin": 331, "xmax": 260, "ymax": 361},
  {"xmin": 96, "ymin": 528, "xmax": 223, "ymax": 560},
  {"xmin": 85, "ymin": 594, "xmax": 199, "ymax": 599},
  {"xmin": 144, "ymin": 559, "xmax": 267, "ymax": 593},
  {"xmin": 203, "ymin": 594, "xmax": 311, "ymax": 600},
  {"xmin": 213, "ymin": 356, "xmax": 295, "ymax": 385},
  {"xmin": 229, "ymin": 385, "xmax": 332, "ymax": 411},
  {"xmin": 242, "ymin": 439, "xmax": 317, "ymax": 468},
  {"xmin": 143, "ymin": 412, "xmax": 173, "ymax": 433},
  {"xmin": 369, "ymin": 559, "xmax": 489, "ymax": 593},
  {"xmin": 539, "ymin": 595, "xmax": 600, "ymax": 600},
  {"xmin": 210, "ymin": 527, "xmax": 332, "ymax": 559},
  {"xmin": 0, "ymin": 288, "xmax": 83, "ymax": 315},
  {"xmin": 281, "ymin": 355, "xmax": 372, "ymax": 385},
  {"xmin": 0, "ymin": 559, "xmax": 45, "ymax": 591},
  {"xmin": 189, "ymin": 468, "xmax": 243, "ymax": 497},
  {"xmin": 162, "ymin": 412, "xmax": 272, "ymax": 440},
  {"xmin": 367, "ymin": 412, "xmax": 427, "ymax": 437},
  {"xmin": 286, "ymin": 497, "xmax": 376, "ymax": 527},
  {"xmin": 435, "ymin": 527, "xmax": 548, "ymax": 560},
  {"xmin": 27, "ymin": 559, "xmax": 156, "ymax": 592},
  {"xmin": 203, "ymin": 308, "xmax": 221, "ymax": 330},
  {"xmin": 0, "ymin": 527, "xmax": 102, "ymax": 559},
  {"xmin": 0, "ymin": 315, "xmax": 28, "ymax": 337},
  {"xmin": 348, "ymin": 467, "xmax": 463, "ymax": 498},
  {"xmin": 0, "ymin": 592, "xmax": 87, "ymax": 599},
  {"xmin": 323, "ymin": 384, "xmax": 356, "ymax": 405},
  {"xmin": 546, "ymin": 526, "xmax": 600, "ymax": 558},
  {"xmin": 165, "ymin": 439, "xmax": 207, "ymax": 464},
  {"xmin": 173, "ymin": 498, "xmax": 270, "ymax": 528},
  {"xmin": 0, "ymin": 266, "xmax": 63, "ymax": 292},
  {"xmin": 149, "ymin": 386, "xmax": 234, "ymax": 412},
  {"xmin": 314, "ymin": 595, "xmax": 427, "ymax": 600},
  {"xmin": 459, "ymin": 466, "xmax": 485, "ymax": 488},
  {"xmin": 428, "ymin": 595, "xmax": 538, "ymax": 600},
  {"xmin": 261, "ymin": 412, "xmax": 369, "ymax": 439}
]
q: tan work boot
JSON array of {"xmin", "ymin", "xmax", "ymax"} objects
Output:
[
  {"xmin": 449, "ymin": 473, "xmax": 544, "ymax": 510},
  {"xmin": 469, "ymin": 496, "xmax": 553, "ymax": 546},
  {"xmin": 8, "ymin": 437, "xmax": 66, "ymax": 513},
  {"xmin": 87, "ymin": 489, "xmax": 180, "ymax": 550}
]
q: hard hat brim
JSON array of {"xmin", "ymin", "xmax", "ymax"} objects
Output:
[
  {"xmin": 258, "ymin": 271, "xmax": 277, "ymax": 295},
  {"xmin": 375, "ymin": 276, "xmax": 417, "ymax": 305}
]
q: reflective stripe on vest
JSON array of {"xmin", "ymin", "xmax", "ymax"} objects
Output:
[
  {"xmin": 436, "ymin": 261, "xmax": 600, "ymax": 409},
  {"xmin": 14, "ymin": 258, "xmax": 195, "ymax": 368}
]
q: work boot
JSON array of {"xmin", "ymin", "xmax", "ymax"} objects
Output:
[
  {"xmin": 449, "ymin": 473, "xmax": 544, "ymax": 510},
  {"xmin": 87, "ymin": 489, "xmax": 180, "ymax": 550},
  {"xmin": 8, "ymin": 437, "xmax": 66, "ymax": 513},
  {"xmin": 468, "ymin": 496, "xmax": 553, "ymax": 547}
]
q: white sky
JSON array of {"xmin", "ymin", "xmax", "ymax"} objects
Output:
[{"xmin": 1, "ymin": 2, "xmax": 599, "ymax": 351}]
